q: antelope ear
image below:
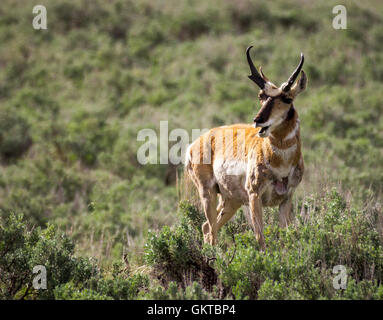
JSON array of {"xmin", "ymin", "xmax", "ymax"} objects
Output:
[{"xmin": 290, "ymin": 70, "xmax": 307, "ymax": 96}]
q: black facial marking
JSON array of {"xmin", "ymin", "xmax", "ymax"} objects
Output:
[
  {"xmin": 286, "ymin": 105, "xmax": 295, "ymax": 121},
  {"xmin": 281, "ymin": 96, "xmax": 293, "ymax": 104},
  {"xmin": 254, "ymin": 97, "xmax": 274, "ymax": 124}
]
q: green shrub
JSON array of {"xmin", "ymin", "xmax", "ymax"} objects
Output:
[
  {"xmin": 91, "ymin": 274, "xmax": 148, "ymax": 300},
  {"xmin": 0, "ymin": 213, "xmax": 97, "ymax": 299},
  {"xmin": 215, "ymin": 191, "xmax": 383, "ymax": 300},
  {"xmin": 0, "ymin": 213, "xmax": 149, "ymax": 300},
  {"xmin": 144, "ymin": 201, "xmax": 218, "ymax": 292},
  {"xmin": 53, "ymin": 271, "xmax": 149, "ymax": 300},
  {"xmin": 53, "ymin": 282, "xmax": 112, "ymax": 300}
]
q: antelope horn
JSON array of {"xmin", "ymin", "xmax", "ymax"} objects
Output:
[
  {"xmin": 246, "ymin": 46, "xmax": 266, "ymax": 89},
  {"xmin": 259, "ymin": 66, "xmax": 269, "ymax": 82},
  {"xmin": 282, "ymin": 53, "xmax": 304, "ymax": 92}
]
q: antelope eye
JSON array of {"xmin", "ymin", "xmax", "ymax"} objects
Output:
[
  {"xmin": 282, "ymin": 97, "xmax": 293, "ymax": 104},
  {"xmin": 259, "ymin": 93, "xmax": 267, "ymax": 100}
]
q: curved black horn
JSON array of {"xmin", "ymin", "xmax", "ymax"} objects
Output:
[
  {"xmin": 283, "ymin": 53, "xmax": 304, "ymax": 92},
  {"xmin": 246, "ymin": 46, "xmax": 266, "ymax": 89}
]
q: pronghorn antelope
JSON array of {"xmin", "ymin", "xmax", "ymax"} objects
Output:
[{"xmin": 185, "ymin": 46, "xmax": 307, "ymax": 248}]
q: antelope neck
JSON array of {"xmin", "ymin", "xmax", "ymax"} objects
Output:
[{"xmin": 268, "ymin": 106, "xmax": 298, "ymax": 149}]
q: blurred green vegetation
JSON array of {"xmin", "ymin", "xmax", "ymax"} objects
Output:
[{"xmin": 0, "ymin": 0, "xmax": 382, "ymax": 299}]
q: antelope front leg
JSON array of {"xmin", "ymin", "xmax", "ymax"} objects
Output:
[
  {"xmin": 289, "ymin": 157, "xmax": 304, "ymax": 189},
  {"xmin": 246, "ymin": 164, "xmax": 272, "ymax": 249},
  {"xmin": 279, "ymin": 197, "xmax": 292, "ymax": 228},
  {"xmin": 249, "ymin": 193, "xmax": 265, "ymax": 249},
  {"xmin": 278, "ymin": 159, "xmax": 303, "ymax": 228}
]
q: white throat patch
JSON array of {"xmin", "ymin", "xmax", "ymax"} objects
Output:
[{"xmin": 284, "ymin": 120, "xmax": 299, "ymax": 141}]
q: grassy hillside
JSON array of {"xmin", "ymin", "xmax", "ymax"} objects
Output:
[{"xmin": 1, "ymin": 0, "xmax": 383, "ymax": 299}]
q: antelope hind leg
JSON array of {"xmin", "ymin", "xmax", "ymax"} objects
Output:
[
  {"xmin": 216, "ymin": 199, "xmax": 241, "ymax": 232},
  {"xmin": 199, "ymin": 187, "xmax": 218, "ymax": 245}
]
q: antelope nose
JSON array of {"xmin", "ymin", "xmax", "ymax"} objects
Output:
[
  {"xmin": 254, "ymin": 116, "xmax": 263, "ymax": 123},
  {"xmin": 253, "ymin": 120, "xmax": 262, "ymax": 128}
]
